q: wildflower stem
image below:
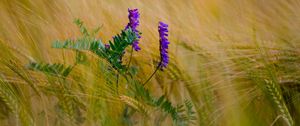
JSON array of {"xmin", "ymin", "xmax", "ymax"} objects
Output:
[
  {"xmin": 142, "ymin": 64, "xmax": 161, "ymax": 86},
  {"xmin": 116, "ymin": 73, "xmax": 119, "ymax": 94},
  {"xmin": 126, "ymin": 47, "xmax": 134, "ymax": 71},
  {"xmin": 125, "ymin": 47, "xmax": 134, "ymax": 80}
]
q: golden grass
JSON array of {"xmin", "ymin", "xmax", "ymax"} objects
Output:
[{"xmin": 0, "ymin": 0, "xmax": 300, "ymax": 125}]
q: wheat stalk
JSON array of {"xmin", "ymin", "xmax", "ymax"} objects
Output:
[{"xmin": 265, "ymin": 80, "xmax": 294, "ymax": 126}]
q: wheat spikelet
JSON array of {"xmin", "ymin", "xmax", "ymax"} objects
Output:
[
  {"xmin": 265, "ymin": 80, "xmax": 294, "ymax": 126},
  {"xmin": 119, "ymin": 95, "xmax": 151, "ymax": 116},
  {"xmin": 0, "ymin": 78, "xmax": 34, "ymax": 126}
]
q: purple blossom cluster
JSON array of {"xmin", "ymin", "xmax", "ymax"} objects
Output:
[
  {"xmin": 124, "ymin": 8, "xmax": 170, "ymax": 70},
  {"xmin": 104, "ymin": 44, "xmax": 110, "ymax": 49},
  {"xmin": 158, "ymin": 22, "xmax": 170, "ymax": 70},
  {"xmin": 125, "ymin": 8, "xmax": 141, "ymax": 51}
]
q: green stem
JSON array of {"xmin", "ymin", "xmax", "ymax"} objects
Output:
[
  {"xmin": 125, "ymin": 47, "xmax": 134, "ymax": 79},
  {"xmin": 126, "ymin": 47, "xmax": 134, "ymax": 71},
  {"xmin": 142, "ymin": 64, "xmax": 161, "ymax": 86}
]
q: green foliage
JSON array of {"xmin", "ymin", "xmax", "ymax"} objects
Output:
[
  {"xmin": 130, "ymin": 82, "xmax": 196, "ymax": 125},
  {"xmin": 52, "ymin": 38, "xmax": 105, "ymax": 51},
  {"xmin": 52, "ymin": 19, "xmax": 136, "ymax": 72},
  {"xmin": 73, "ymin": 18, "xmax": 91, "ymax": 37},
  {"xmin": 27, "ymin": 62, "xmax": 73, "ymax": 77},
  {"xmin": 105, "ymin": 30, "xmax": 136, "ymax": 71},
  {"xmin": 176, "ymin": 100, "xmax": 197, "ymax": 126},
  {"xmin": 55, "ymin": 92, "xmax": 85, "ymax": 125},
  {"xmin": 75, "ymin": 51, "xmax": 88, "ymax": 65},
  {"xmin": 23, "ymin": 19, "xmax": 194, "ymax": 126}
]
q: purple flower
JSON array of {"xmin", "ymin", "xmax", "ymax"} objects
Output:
[
  {"xmin": 158, "ymin": 22, "xmax": 170, "ymax": 70},
  {"xmin": 105, "ymin": 44, "xmax": 110, "ymax": 49},
  {"xmin": 125, "ymin": 8, "xmax": 141, "ymax": 51}
]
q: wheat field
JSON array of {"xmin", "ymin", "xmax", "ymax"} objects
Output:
[{"xmin": 0, "ymin": 0, "xmax": 300, "ymax": 126}]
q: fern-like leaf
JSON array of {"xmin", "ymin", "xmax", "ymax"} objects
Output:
[
  {"xmin": 27, "ymin": 62, "xmax": 73, "ymax": 77},
  {"xmin": 52, "ymin": 26, "xmax": 137, "ymax": 72}
]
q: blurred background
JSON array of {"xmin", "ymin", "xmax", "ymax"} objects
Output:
[{"xmin": 0, "ymin": 0, "xmax": 300, "ymax": 126}]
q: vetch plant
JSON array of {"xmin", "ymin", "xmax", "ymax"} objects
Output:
[
  {"xmin": 125, "ymin": 8, "xmax": 141, "ymax": 51},
  {"xmin": 158, "ymin": 22, "xmax": 170, "ymax": 70},
  {"xmin": 1, "ymin": 1, "xmax": 300, "ymax": 125},
  {"xmin": 143, "ymin": 21, "xmax": 170, "ymax": 86},
  {"xmin": 26, "ymin": 8, "xmax": 195, "ymax": 125}
]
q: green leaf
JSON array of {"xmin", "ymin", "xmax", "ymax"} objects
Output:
[
  {"xmin": 74, "ymin": 18, "xmax": 89, "ymax": 36},
  {"xmin": 27, "ymin": 62, "xmax": 73, "ymax": 77},
  {"xmin": 52, "ymin": 20, "xmax": 138, "ymax": 72},
  {"xmin": 75, "ymin": 51, "xmax": 88, "ymax": 65}
]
